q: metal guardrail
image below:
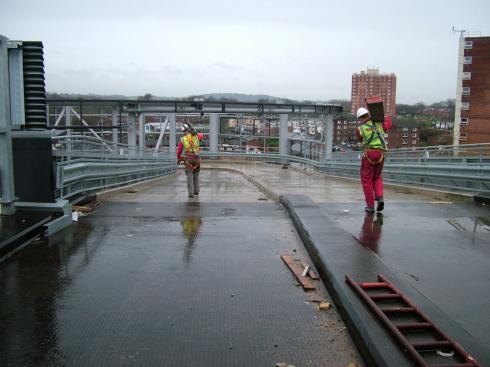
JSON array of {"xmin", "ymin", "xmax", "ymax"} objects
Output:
[
  {"xmin": 200, "ymin": 151, "xmax": 321, "ymax": 167},
  {"xmin": 53, "ymin": 135, "xmax": 176, "ymax": 199},
  {"xmin": 316, "ymin": 144, "xmax": 490, "ymax": 194},
  {"xmin": 52, "ymin": 135, "xmax": 490, "ymax": 199}
]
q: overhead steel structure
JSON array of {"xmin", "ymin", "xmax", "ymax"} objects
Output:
[{"xmin": 46, "ymin": 98, "xmax": 342, "ymax": 157}]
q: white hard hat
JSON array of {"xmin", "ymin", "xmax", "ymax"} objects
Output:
[
  {"xmin": 181, "ymin": 123, "xmax": 191, "ymax": 132},
  {"xmin": 356, "ymin": 107, "xmax": 370, "ymax": 119}
]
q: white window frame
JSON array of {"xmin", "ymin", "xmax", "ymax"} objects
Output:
[
  {"xmin": 412, "ymin": 139, "xmax": 417, "ymax": 144},
  {"xmin": 461, "ymin": 102, "xmax": 470, "ymax": 110},
  {"xmin": 463, "ymin": 72, "xmax": 471, "ymax": 80},
  {"xmin": 402, "ymin": 133, "xmax": 408, "ymax": 138},
  {"xmin": 413, "ymin": 133, "xmax": 417, "ymax": 138},
  {"xmin": 462, "ymin": 87, "xmax": 471, "ymax": 95},
  {"xmin": 412, "ymin": 127, "xmax": 417, "ymax": 131},
  {"xmin": 460, "ymin": 133, "xmax": 468, "ymax": 140},
  {"xmin": 460, "ymin": 117, "xmax": 469, "ymax": 125},
  {"xmin": 402, "ymin": 127, "xmax": 408, "ymax": 131},
  {"xmin": 464, "ymin": 40, "xmax": 473, "ymax": 49},
  {"xmin": 464, "ymin": 56, "xmax": 472, "ymax": 64},
  {"xmin": 402, "ymin": 140, "xmax": 408, "ymax": 145}
]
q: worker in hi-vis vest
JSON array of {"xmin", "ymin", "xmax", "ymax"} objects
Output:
[
  {"xmin": 177, "ymin": 123, "xmax": 204, "ymax": 198},
  {"xmin": 355, "ymin": 107, "xmax": 392, "ymax": 213}
]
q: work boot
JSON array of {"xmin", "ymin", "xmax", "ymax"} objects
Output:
[
  {"xmin": 376, "ymin": 197, "xmax": 384, "ymax": 212},
  {"xmin": 365, "ymin": 207, "xmax": 375, "ymax": 214},
  {"xmin": 188, "ymin": 194, "xmax": 194, "ymax": 198},
  {"xmin": 194, "ymin": 192, "xmax": 199, "ymax": 196}
]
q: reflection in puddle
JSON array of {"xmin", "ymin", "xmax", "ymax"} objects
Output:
[
  {"xmin": 358, "ymin": 213, "xmax": 383, "ymax": 253},
  {"xmin": 446, "ymin": 216, "xmax": 490, "ymax": 233},
  {"xmin": 181, "ymin": 217, "xmax": 202, "ymax": 267}
]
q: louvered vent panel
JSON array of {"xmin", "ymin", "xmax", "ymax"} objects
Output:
[{"xmin": 22, "ymin": 41, "xmax": 47, "ymax": 129}]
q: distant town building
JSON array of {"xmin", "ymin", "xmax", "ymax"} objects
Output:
[
  {"xmin": 387, "ymin": 121, "xmax": 421, "ymax": 149},
  {"xmin": 333, "ymin": 117, "xmax": 443, "ymax": 149},
  {"xmin": 454, "ymin": 35, "xmax": 490, "ymax": 145},
  {"xmin": 333, "ymin": 117, "xmax": 359, "ymax": 144},
  {"xmin": 351, "ymin": 68, "xmax": 397, "ymax": 117}
]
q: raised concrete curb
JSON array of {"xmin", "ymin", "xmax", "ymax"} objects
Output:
[{"xmin": 279, "ymin": 194, "xmax": 489, "ymax": 367}]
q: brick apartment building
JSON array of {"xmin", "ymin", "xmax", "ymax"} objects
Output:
[
  {"xmin": 351, "ymin": 68, "xmax": 397, "ymax": 117},
  {"xmin": 454, "ymin": 35, "xmax": 490, "ymax": 144},
  {"xmin": 333, "ymin": 117, "xmax": 425, "ymax": 149}
]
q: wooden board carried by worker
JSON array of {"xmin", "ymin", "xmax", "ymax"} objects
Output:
[{"xmin": 281, "ymin": 255, "xmax": 316, "ymax": 291}]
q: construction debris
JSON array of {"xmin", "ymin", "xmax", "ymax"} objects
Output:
[
  {"xmin": 72, "ymin": 200, "xmax": 100, "ymax": 213},
  {"xmin": 301, "ymin": 264, "xmax": 311, "ymax": 277},
  {"xmin": 318, "ymin": 302, "xmax": 331, "ymax": 310},
  {"xmin": 281, "ymin": 255, "xmax": 316, "ymax": 291},
  {"xmin": 72, "ymin": 205, "xmax": 93, "ymax": 213},
  {"xmin": 300, "ymin": 261, "xmax": 320, "ymax": 279},
  {"xmin": 308, "ymin": 294, "xmax": 329, "ymax": 303}
]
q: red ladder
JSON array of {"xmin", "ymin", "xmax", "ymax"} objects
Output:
[{"xmin": 345, "ymin": 274, "xmax": 481, "ymax": 367}]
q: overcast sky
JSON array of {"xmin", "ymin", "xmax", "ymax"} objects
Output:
[{"xmin": 1, "ymin": 0, "xmax": 489, "ymax": 103}]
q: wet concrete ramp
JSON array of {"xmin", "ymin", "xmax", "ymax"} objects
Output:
[{"xmin": 0, "ymin": 170, "xmax": 360, "ymax": 367}]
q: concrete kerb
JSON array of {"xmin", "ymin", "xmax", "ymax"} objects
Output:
[
  {"xmin": 279, "ymin": 194, "xmax": 489, "ymax": 367},
  {"xmin": 203, "ymin": 166, "xmax": 280, "ymax": 202}
]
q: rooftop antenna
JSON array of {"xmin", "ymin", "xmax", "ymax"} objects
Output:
[{"xmin": 452, "ymin": 26, "xmax": 466, "ymax": 38}]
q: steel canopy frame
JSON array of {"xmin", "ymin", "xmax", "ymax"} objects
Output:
[{"xmin": 46, "ymin": 99, "xmax": 342, "ymax": 116}]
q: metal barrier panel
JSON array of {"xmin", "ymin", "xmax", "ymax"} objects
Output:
[{"xmin": 53, "ymin": 135, "xmax": 176, "ymax": 199}]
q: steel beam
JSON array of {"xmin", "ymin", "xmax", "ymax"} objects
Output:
[
  {"xmin": 7, "ymin": 45, "xmax": 25, "ymax": 129},
  {"xmin": 138, "ymin": 112, "xmax": 145, "ymax": 150},
  {"xmin": 127, "ymin": 111, "xmax": 136, "ymax": 155},
  {"xmin": 47, "ymin": 99, "xmax": 343, "ymax": 116},
  {"xmin": 209, "ymin": 114, "xmax": 219, "ymax": 155},
  {"xmin": 0, "ymin": 35, "xmax": 16, "ymax": 214},
  {"xmin": 279, "ymin": 114, "xmax": 288, "ymax": 156},
  {"xmin": 169, "ymin": 113, "xmax": 176, "ymax": 155},
  {"xmin": 325, "ymin": 113, "xmax": 333, "ymax": 160},
  {"xmin": 112, "ymin": 105, "xmax": 118, "ymax": 148}
]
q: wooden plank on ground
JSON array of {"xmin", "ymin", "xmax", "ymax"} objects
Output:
[
  {"xmin": 72, "ymin": 205, "xmax": 93, "ymax": 213},
  {"xmin": 281, "ymin": 255, "xmax": 316, "ymax": 290},
  {"xmin": 301, "ymin": 261, "xmax": 320, "ymax": 280}
]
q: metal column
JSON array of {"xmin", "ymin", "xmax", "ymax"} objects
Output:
[
  {"xmin": 138, "ymin": 113, "xmax": 145, "ymax": 151},
  {"xmin": 0, "ymin": 35, "xmax": 16, "ymax": 215},
  {"xmin": 127, "ymin": 111, "xmax": 136, "ymax": 155},
  {"xmin": 325, "ymin": 113, "xmax": 334, "ymax": 160},
  {"xmin": 112, "ymin": 105, "xmax": 118, "ymax": 148},
  {"xmin": 65, "ymin": 105, "xmax": 72, "ymax": 155},
  {"xmin": 209, "ymin": 113, "xmax": 219, "ymax": 155},
  {"xmin": 169, "ymin": 113, "xmax": 176, "ymax": 155},
  {"xmin": 279, "ymin": 114, "xmax": 288, "ymax": 156}
]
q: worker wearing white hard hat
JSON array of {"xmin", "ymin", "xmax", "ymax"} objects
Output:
[{"xmin": 355, "ymin": 106, "xmax": 392, "ymax": 213}]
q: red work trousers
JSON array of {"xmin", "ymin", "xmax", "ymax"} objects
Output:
[{"xmin": 360, "ymin": 150, "xmax": 385, "ymax": 209}]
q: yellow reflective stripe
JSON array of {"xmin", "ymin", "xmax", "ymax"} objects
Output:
[{"xmin": 181, "ymin": 135, "xmax": 200, "ymax": 154}]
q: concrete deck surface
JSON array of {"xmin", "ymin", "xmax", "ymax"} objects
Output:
[{"xmin": 0, "ymin": 167, "xmax": 362, "ymax": 367}]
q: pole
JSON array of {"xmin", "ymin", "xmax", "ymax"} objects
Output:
[{"xmin": 0, "ymin": 36, "xmax": 16, "ymax": 214}]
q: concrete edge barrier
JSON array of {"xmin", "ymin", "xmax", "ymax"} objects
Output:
[
  {"xmin": 279, "ymin": 194, "xmax": 489, "ymax": 367},
  {"xmin": 203, "ymin": 166, "xmax": 280, "ymax": 202}
]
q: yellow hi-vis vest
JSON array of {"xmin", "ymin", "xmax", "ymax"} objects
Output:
[
  {"xmin": 181, "ymin": 134, "xmax": 200, "ymax": 155},
  {"xmin": 358, "ymin": 121, "xmax": 387, "ymax": 150}
]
